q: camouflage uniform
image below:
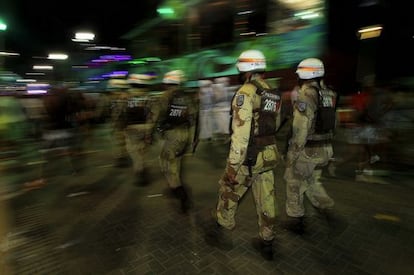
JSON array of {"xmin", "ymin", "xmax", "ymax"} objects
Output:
[
  {"xmin": 109, "ymin": 90, "xmax": 130, "ymax": 166},
  {"xmin": 113, "ymin": 86, "xmax": 154, "ymax": 182},
  {"xmin": 156, "ymin": 88, "xmax": 197, "ymax": 189},
  {"xmin": 215, "ymin": 76, "xmax": 282, "ymax": 242},
  {"xmin": 284, "ymin": 80, "xmax": 336, "ymax": 218}
]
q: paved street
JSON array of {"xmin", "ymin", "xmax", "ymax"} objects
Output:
[{"xmin": 1, "ymin": 124, "xmax": 413, "ymax": 275}]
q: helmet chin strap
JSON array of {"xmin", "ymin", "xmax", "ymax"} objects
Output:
[
  {"xmin": 238, "ymin": 71, "xmax": 264, "ymax": 84},
  {"xmin": 250, "ymin": 72, "xmax": 263, "ymax": 80}
]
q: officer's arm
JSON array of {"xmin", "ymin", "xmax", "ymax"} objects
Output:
[
  {"xmin": 275, "ymin": 99, "xmax": 283, "ymax": 131},
  {"xmin": 287, "ymin": 87, "xmax": 318, "ymax": 165},
  {"xmin": 183, "ymin": 95, "xmax": 199, "ymax": 153},
  {"xmin": 227, "ymin": 89, "xmax": 253, "ymax": 172},
  {"xmin": 111, "ymin": 96, "xmax": 127, "ymax": 129},
  {"xmin": 147, "ymin": 95, "xmax": 168, "ymax": 135}
]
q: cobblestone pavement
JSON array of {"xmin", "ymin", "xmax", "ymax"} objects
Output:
[{"xmin": 1, "ymin": 125, "xmax": 413, "ymax": 275}]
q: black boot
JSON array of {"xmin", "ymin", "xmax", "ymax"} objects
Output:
[
  {"xmin": 251, "ymin": 238, "xmax": 274, "ymax": 261},
  {"xmin": 283, "ymin": 216, "xmax": 305, "ymax": 235},
  {"xmin": 115, "ymin": 156, "xmax": 131, "ymax": 168},
  {"xmin": 134, "ymin": 168, "xmax": 149, "ymax": 186},
  {"xmin": 318, "ymin": 209, "xmax": 347, "ymax": 237},
  {"xmin": 173, "ymin": 186, "xmax": 192, "ymax": 213},
  {"xmin": 204, "ymin": 222, "xmax": 233, "ymax": 251}
]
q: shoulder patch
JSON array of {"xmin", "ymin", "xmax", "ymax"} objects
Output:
[
  {"xmin": 296, "ymin": 101, "xmax": 306, "ymax": 112},
  {"xmin": 236, "ymin": 95, "xmax": 245, "ymax": 107}
]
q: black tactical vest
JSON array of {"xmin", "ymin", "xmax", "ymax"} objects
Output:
[
  {"xmin": 125, "ymin": 96, "xmax": 149, "ymax": 125},
  {"xmin": 252, "ymin": 80, "xmax": 281, "ymax": 137},
  {"xmin": 314, "ymin": 86, "xmax": 337, "ymax": 134},
  {"xmin": 256, "ymin": 88, "xmax": 281, "ymax": 136},
  {"xmin": 242, "ymin": 81, "xmax": 281, "ymax": 169},
  {"xmin": 165, "ymin": 92, "xmax": 190, "ymax": 126}
]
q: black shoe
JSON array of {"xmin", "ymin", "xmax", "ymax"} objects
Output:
[
  {"xmin": 283, "ymin": 216, "xmax": 305, "ymax": 235},
  {"xmin": 251, "ymin": 238, "xmax": 274, "ymax": 261},
  {"xmin": 173, "ymin": 186, "xmax": 192, "ymax": 214},
  {"xmin": 134, "ymin": 169, "xmax": 149, "ymax": 186},
  {"xmin": 204, "ymin": 222, "xmax": 233, "ymax": 251},
  {"xmin": 115, "ymin": 156, "xmax": 131, "ymax": 168},
  {"xmin": 318, "ymin": 209, "xmax": 347, "ymax": 237},
  {"xmin": 180, "ymin": 197, "xmax": 193, "ymax": 214}
]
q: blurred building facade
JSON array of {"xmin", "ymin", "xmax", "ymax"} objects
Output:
[{"xmin": 121, "ymin": 0, "xmax": 327, "ymax": 87}]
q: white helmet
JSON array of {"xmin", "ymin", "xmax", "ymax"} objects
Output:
[
  {"xmin": 198, "ymin": 79, "xmax": 212, "ymax": 87},
  {"xmin": 296, "ymin": 58, "xmax": 325, "ymax": 79},
  {"xmin": 163, "ymin": 70, "xmax": 186, "ymax": 85},
  {"xmin": 236, "ymin": 50, "xmax": 266, "ymax": 73},
  {"xmin": 127, "ymin": 73, "xmax": 155, "ymax": 85},
  {"xmin": 107, "ymin": 79, "xmax": 129, "ymax": 90}
]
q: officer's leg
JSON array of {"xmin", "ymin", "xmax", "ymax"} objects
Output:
[
  {"xmin": 160, "ymin": 130, "xmax": 183, "ymax": 185},
  {"xmin": 170, "ymin": 156, "xmax": 192, "ymax": 213},
  {"xmin": 125, "ymin": 132, "xmax": 144, "ymax": 185},
  {"xmin": 284, "ymin": 167, "xmax": 306, "ymax": 234},
  {"xmin": 160, "ymin": 148, "xmax": 172, "ymax": 185},
  {"xmin": 305, "ymin": 169, "xmax": 334, "ymax": 210},
  {"xmin": 251, "ymin": 170, "xmax": 276, "ymax": 260},
  {"xmin": 285, "ymin": 167, "xmax": 306, "ymax": 217},
  {"xmin": 216, "ymin": 171, "xmax": 249, "ymax": 229},
  {"xmin": 306, "ymin": 168, "xmax": 347, "ymax": 235},
  {"xmin": 136, "ymin": 139, "xmax": 149, "ymax": 184},
  {"xmin": 160, "ymin": 141, "xmax": 180, "ymax": 189},
  {"xmin": 251, "ymin": 170, "xmax": 276, "ymax": 240},
  {"xmin": 113, "ymin": 129, "xmax": 130, "ymax": 167},
  {"xmin": 159, "ymin": 132, "xmax": 191, "ymax": 212},
  {"xmin": 205, "ymin": 171, "xmax": 248, "ymax": 250}
]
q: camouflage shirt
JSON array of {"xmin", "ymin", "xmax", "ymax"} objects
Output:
[{"xmin": 228, "ymin": 76, "xmax": 281, "ymax": 172}]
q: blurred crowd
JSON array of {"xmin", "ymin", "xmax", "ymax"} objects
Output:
[
  {"xmin": 0, "ymin": 75, "xmax": 238, "ymax": 192},
  {"xmin": 330, "ymin": 76, "xmax": 414, "ymax": 184},
  {"xmin": 0, "ymin": 74, "xmax": 413, "ymax": 192}
]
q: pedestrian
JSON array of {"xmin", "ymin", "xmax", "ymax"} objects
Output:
[
  {"xmin": 198, "ymin": 79, "xmax": 214, "ymax": 141},
  {"xmin": 211, "ymin": 77, "xmax": 231, "ymax": 141},
  {"xmin": 155, "ymin": 70, "xmax": 198, "ymax": 213},
  {"xmin": 205, "ymin": 50, "xmax": 282, "ymax": 261},
  {"xmin": 41, "ymin": 86, "xmax": 83, "ymax": 177},
  {"xmin": 283, "ymin": 58, "xmax": 338, "ymax": 234},
  {"xmin": 350, "ymin": 76, "xmax": 392, "ymax": 184}
]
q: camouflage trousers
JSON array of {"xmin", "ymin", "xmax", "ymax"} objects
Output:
[
  {"xmin": 159, "ymin": 128, "xmax": 190, "ymax": 189},
  {"xmin": 284, "ymin": 144, "xmax": 335, "ymax": 217},
  {"xmin": 215, "ymin": 167, "xmax": 277, "ymax": 241},
  {"xmin": 112, "ymin": 128, "xmax": 128, "ymax": 159},
  {"xmin": 125, "ymin": 127, "xmax": 149, "ymax": 174}
]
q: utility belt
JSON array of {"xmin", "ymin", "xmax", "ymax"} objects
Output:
[
  {"xmin": 254, "ymin": 135, "xmax": 276, "ymax": 146},
  {"xmin": 159, "ymin": 121, "xmax": 190, "ymax": 132},
  {"xmin": 243, "ymin": 135, "xmax": 276, "ymax": 176},
  {"xmin": 307, "ymin": 132, "xmax": 333, "ymax": 141},
  {"xmin": 305, "ymin": 139, "xmax": 331, "ymax": 147},
  {"xmin": 126, "ymin": 120, "xmax": 146, "ymax": 126}
]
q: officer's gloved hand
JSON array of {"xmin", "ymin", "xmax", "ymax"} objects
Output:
[
  {"xmin": 286, "ymin": 142, "xmax": 302, "ymax": 168},
  {"xmin": 156, "ymin": 126, "xmax": 164, "ymax": 137},
  {"xmin": 144, "ymin": 133, "xmax": 153, "ymax": 145},
  {"xmin": 222, "ymin": 163, "xmax": 239, "ymax": 186},
  {"xmin": 286, "ymin": 151, "xmax": 299, "ymax": 168},
  {"xmin": 280, "ymin": 154, "xmax": 286, "ymax": 164}
]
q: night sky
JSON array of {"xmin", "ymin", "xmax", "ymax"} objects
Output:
[
  {"xmin": 1, "ymin": 0, "xmax": 163, "ymax": 58},
  {"xmin": 1, "ymin": 0, "xmax": 412, "ymax": 79}
]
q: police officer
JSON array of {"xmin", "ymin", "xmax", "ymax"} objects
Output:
[
  {"xmin": 205, "ymin": 50, "xmax": 282, "ymax": 261},
  {"xmin": 107, "ymin": 78, "xmax": 131, "ymax": 168},
  {"xmin": 117, "ymin": 73, "xmax": 155, "ymax": 185},
  {"xmin": 284, "ymin": 58, "xmax": 337, "ymax": 234},
  {"xmin": 156, "ymin": 70, "xmax": 197, "ymax": 213}
]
